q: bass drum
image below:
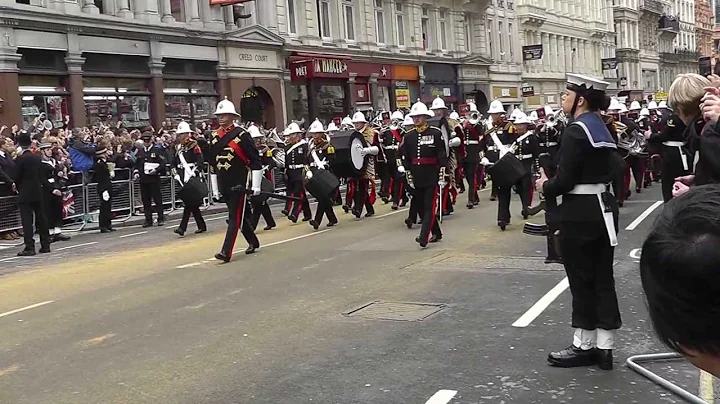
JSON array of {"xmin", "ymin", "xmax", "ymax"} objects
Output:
[
  {"xmin": 304, "ymin": 168, "xmax": 340, "ymax": 201},
  {"xmin": 329, "ymin": 130, "xmax": 368, "ymax": 178},
  {"xmin": 487, "ymin": 152, "xmax": 528, "ymax": 187}
]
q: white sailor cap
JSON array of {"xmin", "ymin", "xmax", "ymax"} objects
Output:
[{"xmin": 566, "ymin": 73, "xmax": 610, "ymax": 93}]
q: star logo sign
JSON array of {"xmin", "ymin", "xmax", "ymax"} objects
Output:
[{"xmin": 381, "ymin": 66, "xmax": 387, "ymax": 76}]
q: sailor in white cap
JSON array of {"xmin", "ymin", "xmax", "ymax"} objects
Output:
[
  {"xmin": 484, "ymin": 99, "xmax": 512, "ymax": 202},
  {"xmin": 172, "ymin": 121, "xmax": 207, "ymax": 237},
  {"xmin": 209, "ymin": 97, "xmax": 262, "ymax": 261},
  {"xmin": 536, "ymin": 73, "xmax": 621, "ymax": 371},
  {"xmin": 247, "ymin": 124, "xmax": 277, "ymax": 232},
  {"xmin": 282, "ymin": 122, "xmax": 312, "ymax": 222}
]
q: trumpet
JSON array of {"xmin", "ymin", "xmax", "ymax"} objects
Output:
[{"xmin": 468, "ymin": 111, "xmax": 482, "ymax": 125}]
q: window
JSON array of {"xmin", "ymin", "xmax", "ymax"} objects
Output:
[
  {"xmin": 464, "ymin": 14, "xmax": 473, "ymax": 52},
  {"xmin": 421, "ymin": 7, "xmax": 429, "ymax": 49},
  {"xmin": 488, "ymin": 18, "xmax": 494, "ymax": 57},
  {"xmin": 498, "ymin": 21, "xmax": 504, "ymax": 60},
  {"xmin": 170, "ymin": 0, "xmax": 184, "ymax": 22},
  {"xmin": 83, "ymin": 77, "xmax": 152, "ymax": 129},
  {"xmin": 343, "ymin": 0, "xmax": 355, "ymax": 40},
  {"xmin": 508, "ymin": 22, "xmax": 513, "ymax": 59},
  {"xmin": 439, "ymin": 10, "xmax": 448, "ymax": 50},
  {"xmin": 395, "ymin": 2, "xmax": 405, "ymax": 47},
  {"xmin": 163, "ymin": 80, "xmax": 219, "ymax": 128},
  {"xmin": 318, "ymin": 0, "xmax": 331, "ymax": 39},
  {"xmin": 287, "ymin": 0, "xmax": 298, "ymax": 34},
  {"xmin": 375, "ymin": 0, "xmax": 386, "ymax": 44}
]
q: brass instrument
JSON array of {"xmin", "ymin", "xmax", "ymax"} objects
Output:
[{"xmin": 468, "ymin": 110, "xmax": 482, "ymax": 125}]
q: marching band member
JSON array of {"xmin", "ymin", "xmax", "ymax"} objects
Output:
[
  {"xmin": 462, "ymin": 103, "xmax": 485, "ymax": 208},
  {"xmin": 134, "ymin": 131, "xmax": 167, "ymax": 227},
  {"xmin": 307, "ymin": 120, "xmax": 339, "ymax": 229},
  {"xmin": 172, "ymin": 121, "xmax": 207, "ymax": 236},
  {"xmin": 376, "ymin": 111, "xmax": 394, "ymax": 202},
  {"xmin": 511, "ymin": 112, "xmax": 539, "ymax": 213},
  {"xmin": 536, "ymin": 73, "xmax": 620, "ymax": 371},
  {"xmin": 485, "ymin": 100, "xmax": 509, "ymax": 201},
  {"xmin": 94, "ymin": 146, "xmax": 115, "ymax": 234},
  {"xmin": 431, "ymin": 97, "xmax": 461, "ymax": 216},
  {"xmin": 399, "ymin": 101, "xmax": 447, "ymax": 248},
  {"xmin": 379, "ymin": 110, "xmax": 406, "ymax": 210},
  {"xmin": 623, "ymin": 101, "xmax": 646, "ymax": 195},
  {"xmin": 400, "ymin": 114, "xmax": 420, "ymax": 228},
  {"xmin": 283, "ymin": 122, "xmax": 312, "ymax": 223},
  {"xmin": 209, "ymin": 98, "xmax": 262, "ymax": 262},
  {"xmin": 249, "ymin": 124, "xmax": 277, "ymax": 231},
  {"xmin": 351, "ymin": 111, "xmax": 381, "ymax": 219},
  {"xmin": 449, "ymin": 111, "xmax": 466, "ymax": 194},
  {"xmin": 647, "ymin": 105, "xmax": 691, "ymax": 202},
  {"xmin": 40, "ymin": 142, "xmax": 71, "ymax": 242}
]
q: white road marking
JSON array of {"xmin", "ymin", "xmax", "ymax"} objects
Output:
[
  {"xmin": 176, "ymin": 262, "xmax": 203, "ymax": 269},
  {"xmin": 54, "ymin": 242, "xmax": 98, "ymax": 251},
  {"xmin": 629, "ymin": 248, "xmax": 642, "ymax": 259},
  {"xmin": 424, "ymin": 390, "xmax": 458, "ymax": 404},
  {"xmin": 625, "ymin": 200, "xmax": 663, "ymax": 231},
  {"xmin": 0, "ymin": 256, "xmax": 19, "ymax": 263},
  {"xmin": 0, "ymin": 301, "xmax": 54, "ymax": 319},
  {"xmin": 376, "ymin": 208, "xmax": 409, "ymax": 219},
  {"xmin": 119, "ymin": 231, "xmax": 147, "ymax": 239},
  {"xmin": 512, "ymin": 277, "xmax": 570, "ymax": 328},
  {"xmin": 699, "ymin": 370, "xmax": 714, "ymax": 402}
]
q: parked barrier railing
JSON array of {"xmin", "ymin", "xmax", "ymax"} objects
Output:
[{"xmin": 0, "ymin": 164, "xmax": 288, "ymax": 235}]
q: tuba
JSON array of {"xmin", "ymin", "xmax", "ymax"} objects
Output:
[{"xmin": 468, "ymin": 110, "xmax": 482, "ymax": 125}]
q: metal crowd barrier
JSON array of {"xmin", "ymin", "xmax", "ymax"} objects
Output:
[
  {"xmin": 626, "ymin": 353, "xmax": 708, "ymax": 404},
  {"xmin": 0, "ymin": 164, "xmax": 288, "ymax": 235}
]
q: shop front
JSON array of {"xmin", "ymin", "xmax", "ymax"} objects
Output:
[
  {"xmin": 458, "ymin": 64, "xmax": 490, "ymax": 113},
  {"xmin": 392, "ymin": 65, "xmax": 420, "ymax": 112},
  {"xmin": 162, "ymin": 59, "xmax": 219, "ymax": 129},
  {"xmin": 422, "ymin": 63, "xmax": 459, "ymax": 111},
  {"xmin": 347, "ymin": 62, "xmax": 392, "ymax": 112},
  {"xmin": 17, "ymin": 49, "xmax": 70, "ymax": 131},
  {"xmin": 288, "ymin": 55, "xmax": 352, "ymax": 125}
]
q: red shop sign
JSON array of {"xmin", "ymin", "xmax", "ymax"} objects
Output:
[
  {"xmin": 290, "ymin": 58, "xmax": 350, "ymax": 80},
  {"xmin": 354, "ymin": 83, "xmax": 370, "ymax": 103}
]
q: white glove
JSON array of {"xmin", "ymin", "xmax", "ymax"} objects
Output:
[
  {"xmin": 251, "ymin": 169, "xmax": 263, "ymax": 196},
  {"xmin": 110, "ymin": 171, "xmax": 115, "ymax": 179},
  {"xmin": 102, "ymin": 190, "xmax": 110, "ymax": 201},
  {"xmin": 397, "ymin": 166, "xmax": 406, "ymax": 173},
  {"xmin": 363, "ymin": 146, "xmax": 380, "ymax": 156},
  {"xmin": 133, "ymin": 173, "xmax": 140, "ymax": 181},
  {"xmin": 480, "ymin": 157, "xmax": 491, "ymax": 166},
  {"xmin": 449, "ymin": 137, "xmax": 461, "ymax": 147},
  {"xmin": 306, "ymin": 170, "xmax": 314, "ymax": 180},
  {"xmin": 359, "ymin": 147, "xmax": 367, "ymax": 157}
]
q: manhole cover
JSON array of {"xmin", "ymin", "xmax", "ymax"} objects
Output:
[{"xmin": 342, "ymin": 301, "xmax": 446, "ymax": 321}]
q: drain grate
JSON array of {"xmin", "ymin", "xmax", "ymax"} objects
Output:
[{"xmin": 342, "ymin": 301, "xmax": 447, "ymax": 322}]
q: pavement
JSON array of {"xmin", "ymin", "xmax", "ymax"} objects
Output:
[{"xmin": 0, "ymin": 182, "xmax": 715, "ymax": 404}]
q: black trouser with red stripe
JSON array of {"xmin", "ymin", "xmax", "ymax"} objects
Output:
[
  {"xmin": 392, "ymin": 173, "xmax": 409, "ymax": 205},
  {"xmin": 287, "ymin": 178, "xmax": 311, "ymax": 220},
  {"xmin": 250, "ymin": 200, "xmax": 276, "ymax": 231},
  {"xmin": 463, "ymin": 161, "xmax": 480, "ymax": 205},
  {"xmin": 221, "ymin": 190, "xmax": 259, "ymax": 257},
  {"xmin": 416, "ymin": 184, "xmax": 441, "ymax": 243}
]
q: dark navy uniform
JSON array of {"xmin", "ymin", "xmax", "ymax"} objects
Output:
[
  {"xmin": 41, "ymin": 150, "xmax": 68, "ymax": 238},
  {"xmin": 544, "ymin": 111, "xmax": 621, "ymax": 369},
  {"xmin": 284, "ymin": 139, "xmax": 311, "ymax": 222},
  {"xmin": 249, "ymin": 146, "xmax": 277, "ymax": 231},
  {"xmin": 308, "ymin": 138, "xmax": 339, "ymax": 228},
  {"xmin": 648, "ymin": 113, "xmax": 690, "ymax": 202},
  {"xmin": 462, "ymin": 120, "xmax": 485, "ymax": 207},
  {"xmin": 209, "ymin": 125, "xmax": 261, "ymax": 260},
  {"xmin": 481, "ymin": 121, "xmax": 521, "ymax": 229},
  {"xmin": 377, "ymin": 125, "xmax": 394, "ymax": 201},
  {"xmin": 380, "ymin": 127, "xmax": 406, "ymax": 209},
  {"xmin": 537, "ymin": 124, "xmax": 561, "ymax": 169},
  {"xmin": 400, "ymin": 124, "xmax": 448, "ymax": 247},
  {"xmin": 133, "ymin": 141, "xmax": 167, "ymax": 226},
  {"xmin": 173, "ymin": 141, "xmax": 207, "ymax": 234},
  {"xmin": 513, "ymin": 128, "xmax": 540, "ymax": 211},
  {"xmin": 94, "ymin": 155, "xmax": 114, "ymax": 232},
  {"xmin": 483, "ymin": 121, "xmax": 513, "ymax": 201},
  {"xmin": 15, "ymin": 147, "xmax": 51, "ymax": 254}
]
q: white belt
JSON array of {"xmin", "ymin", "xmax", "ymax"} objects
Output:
[
  {"xmin": 519, "ymin": 154, "xmax": 533, "ymax": 160},
  {"xmin": 568, "ymin": 183, "xmax": 618, "ymax": 247},
  {"xmin": 383, "ymin": 145, "xmax": 398, "ymax": 150},
  {"xmin": 487, "ymin": 146, "xmax": 498, "ymax": 151},
  {"xmin": 288, "ymin": 164, "xmax": 305, "ymax": 169},
  {"xmin": 540, "ymin": 142, "xmax": 558, "ymax": 147},
  {"xmin": 662, "ymin": 141, "xmax": 688, "ymax": 170},
  {"xmin": 465, "ymin": 140, "xmax": 479, "ymax": 145}
]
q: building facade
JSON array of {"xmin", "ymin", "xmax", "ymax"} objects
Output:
[
  {"xmin": 0, "ymin": 0, "xmax": 289, "ymax": 130},
  {"xmin": 674, "ymin": 0, "xmax": 699, "ymax": 78},
  {"xmin": 612, "ymin": 0, "xmax": 643, "ymax": 95},
  {"xmin": 638, "ymin": 0, "xmax": 664, "ymax": 94},
  {"xmin": 277, "ymin": 0, "xmax": 495, "ymax": 122},
  {"xmin": 480, "ymin": 0, "xmax": 522, "ymax": 113},
  {"xmin": 517, "ymin": 0, "xmax": 616, "ymax": 110},
  {"xmin": 696, "ymin": 0, "xmax": 714, "ymax": 72}
]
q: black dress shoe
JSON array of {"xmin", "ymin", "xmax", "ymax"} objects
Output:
[
  {"xmin": 280, "ymin": 209, "xmax": 289, "ymax": 216},
  {"xmin": 326, "ymin": 221, "xmax": 338, "ymax": 227},
  {"xmin": 391, "ymin": 203, "xmax": 398, "ymax": 210},
  {"xmin": 342, "ymin": 205, "xmax": 350, "ymax": 213},
  {"xmin": 399, "ymin": 201, "xmax": 407, "ymax": 207},
  {"xmin": 381, "ymin": 196, "xmax": 389, "ymax": 204},
  {"xmin": 467, "ymin": 203, "xmax": 474, "ymax": 209},
  {"xmin": 415, "ymin": 236, "xmax": 428, "ymax": 248},
  {"xmin": 302, "ymin": 217, "xmax": 311, "ymax": 222},
  {"xmin": 635, "ymin": 188, "xmax": 642, "ymax": 194},
  {"xmin": 404, "ymin": 218, "xmax": 413, "ymax": 229},
  {"xmin": 215, "ymin": 252, "xmax": 231, "ymax": 263},
  {"xmin": 157, "ymin": 220, "xmax": 165, "ymax": 227},
  {"xmin": 498, "ymin": 221, "xmax": 507, "ymax": 231},
  {"xmin": 547, "ymin": 345, "xmax": 598, "ymax": 368},
  {"xmin": 263, "ymin": 225, "xmax": 275, "ymax": 231},
  {"xmin": 429, "ymin": 234, "xmax": 442, "ymax": 243},
  {"xmin": 54, "ymin": 233, "xmax": 71, "ymax": 241},
  {"xmin": 39, "ymin": 246, "xmax": 51, "ymax": 254},
  {"xmin": 288, "ymin": 215, "xmax": 298, "ymax": 223},
  {"xmin": 522, "ymin": 210, "xmax": 529, "ymax": 220},
  {"xmin": 174, "ymin": 228, "xmax": 185, "ymax": 237},
  {"xmin": 353, "ymin": 209, "xmax": 361, "ymax": 219},
  {"xmin": 17, "ymin": 249, "xmax": 36, "ymax": 257},
  {"xmin": 195, "ymin": 228, "xmax": 207, "ymax": 234},
  {"xmin": 365, "ymin": 212, "xmax": 374, "ymax": 218},
  {"xmin": 308, "ymin": 219, "xmax": 320, "ymax": 230},
  {"xmin": 245, "ymin": 245, "xmax": 258, "ymax": 254},
  {"xmin": 108, "ymin": 228, "xmax": 117, "ymax": 232},
  {"xmin": 142, "ymin": 222, "xmax": 153, "ymax": 228},
  {"xmin": 596, "ymin": 349, "xmax": 613, "ymax": 370},
  {"xmin": 100, "ymin": 228, "xmax": 112, "ymax": 234},
  {"xmin": 490, "ymin": 195, "xmax": 497, "ymax": 201},
  {"xmin": 473, "ymin": 200, "xmax": 479, "ymax": 206}
]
